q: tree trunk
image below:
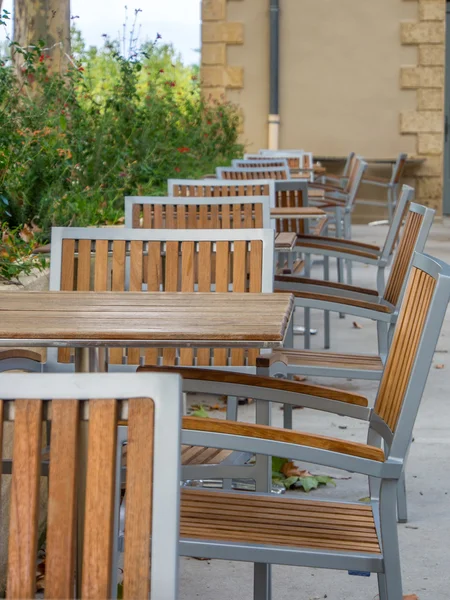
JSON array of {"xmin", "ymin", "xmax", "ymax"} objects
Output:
[{"xmin": 13, "ymin": 0, "xmax": 70, "ymax": 72}]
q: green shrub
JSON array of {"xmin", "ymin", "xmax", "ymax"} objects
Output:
[{"xmin": 0, "ymin": 18, "xmax": 243, "ymax": 239}]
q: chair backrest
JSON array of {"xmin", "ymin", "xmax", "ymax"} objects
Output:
[
  {"xmin": 344, "ymin": 158, "xmax": 368, "ymax": 207},
  {"xmin": 168, "ymin": 178, "xmax": 276, "ymax": 205},
  {"xmin": 342, "ymin": 151, "xmax": 356, "ymax": 178},
  {"xmin": 372, "ymin": 253, "xmax": 450, "ymax": 461},
  {"xmin": 273, "ymin": 180, "xmax": 310, "ymax": 235},
  {"xmin": 232, "ymin": 158, "xmax": 290, "ymax": 170},
  {"xmin": 382, "ymin": 203, "xmax": 434, "ymax": 307},
  {"xmin": 216, "ymin": 165, "xmax": 290, "ymax": 181},
  {"xmin": 124, "ymin": 195, "xmax": 272, "ymax": 230},
  {"xmin": 378, "ymin": 185, "xmax": 415, "ymax": 263},
  {"xmin": 390, "ymin": 152, "xmax": 408, "ymax": 185},
  {"xmin": 0, "ymin": 372, "xmax": 182, "ymax": 600},
  {"xmin": 243, "ymin": 154, "xmax": 304, "ymax": 171},
  {"xmin": 49, "ymin": 227, "xmax": 274, "ymax": 368},
  {"xmin": 258, "ymin": 150, "xmax": 314, "ymax": 180}
]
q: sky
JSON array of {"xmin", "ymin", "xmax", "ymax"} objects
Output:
[{"xmin": 0, "ymin": 0, "xmax": 201, "ymax": 64}]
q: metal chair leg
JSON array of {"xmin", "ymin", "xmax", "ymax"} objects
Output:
[
  {"xmin": 323, "ymin": 255, "xmax": 331, "ymax": 348},
  {"xmin": 377, "ymin": 573, "xmax": 388, "ymax": 600},
  {"xmin": 254, "ymin": 563, "xmax": 272, "ymax": 600},
  {"xmin": 379, "ymin": 480, "xmax": 404, "ymax": 600},
  {"xmin": 396, "ymin": 470, "xmax": 408, "ymax": 523},
  {"xmin": 387, "ymin": 186, "xmax": 394, "ymax": 224}
]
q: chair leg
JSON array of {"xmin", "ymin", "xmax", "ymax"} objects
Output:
[
  {"xmin": 304, "ymin": 254, "xmax": 312, "ymax": 349},
  {"xmin": 387, "ymin": 186, "xmax": 394, "ymax": 224},
  {"xmin": 323, "ymin": 255, "xmax": 331, "ymax": 349},
  {"xmin": 396, "ymin": 470, "xmax": 408, "ymax": 523},
  {"xmin": 377, "ymin": 573, "xmax": 388, "ymax": 600},
  {"xmin": 379, "ymin": 480, "xmax": 404, "ymax": 600},
  {"xmin": 226, "ymin": 396, "xmax": 238, "ymax": 421},
  {"xmin": 335, "ymin": 207, "xmax": 345, "ymax": 318},
  {"xmin": 254, "ymin": 563, "xmax": 272, "ymax": 600}
]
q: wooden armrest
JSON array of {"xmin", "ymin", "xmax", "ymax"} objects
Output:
[
  {"xmin": 307, "ymin": 188, "xmax": 325, "ymax": 198},
  {"xmin": 275, "ymin": 232, "xmax": 297, "ymax": 250},
  {"xmin": 274, "ymin": 289, "xmax": 392, "ymax": 313},
  {"xmin": 137, "ymin": 365, "xmax": 369, "ymax": 406},
  {"xmin": 294, "ymin": 240, "xmax": 378, "ymax": 259},
  {"xmin": 297, "ymin": 234, "xmax": 380, "ymax": 252},
  {"xmin": 0, "ymin": 349, "xmax": 43, "ymax": 362},
  {"xmin": 309, "ymin": 182, "xmax": 344, "ymax": 192},
  {"xmin": 274, "ymin": 275, "xmax": 379, "ymax": 296},
  {"xmin": 183, "ymin": 418, "xmax": 385, "ymax": 462}
]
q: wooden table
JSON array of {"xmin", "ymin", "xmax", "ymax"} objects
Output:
[
  {"xmin": 0, "ymin": 291, "xmax": 294, "ymax": 349},
  {"xmin": 0, "ymin": 290, "xmax": 294, "ymax": 593}
]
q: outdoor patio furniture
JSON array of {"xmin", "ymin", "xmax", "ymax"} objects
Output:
[
  {"xmin": 176, "ymin": 251, "xmax": 450, "ymax": 600},
  {"xmin": 0, "ymin": 372, "xmax": 182, "ymax": 599},
  {"xmin": 315, "ymin": 150, "xmax": 356, "ymax": 187},
  {"xmin": 359, "ymin": 152, "xmax": 408, "ymax": 223},
  {"xmin": 277, "ymin": 202, "xmax": 434, "ymax": 359},
  {"xmin": 216, "ymin": 164, "xmax": 291, "ymax": 180},
  {"xmin": 251, "ymin": 151, "xmax": 315, "ymax": 181}
]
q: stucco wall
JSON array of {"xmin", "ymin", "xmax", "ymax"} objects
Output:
[{"xmin": 201, "ymin": 0, "xmax": 446, "ymax": 215}]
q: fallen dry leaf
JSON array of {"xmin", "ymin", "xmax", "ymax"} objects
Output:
[
  {"xmin": 352, "ymin": 321, "xmax": 363, "ymax": 329},
  {"xmin": 403, "ymin": 596, "xmax": 419, "ymax": 600},
  {"xmin": 281, "ymin": 461, "xmax": 313, "ymax": 478},
  {"xmin": 435, "ymin": 364, "xmax": 445, "ymax": 369},
  {"xmin": 208, "ymin": 404, "xmax": 227, "ymax": 412},
  {"xmin": 293, "ymin": 375, "xmax": 307, "ymax": 382}
]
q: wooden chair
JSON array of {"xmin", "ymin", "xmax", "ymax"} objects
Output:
[
  {"xmin": 253, "ymin": 150, "xmax": 315, "ymax": 181},
  {"xmin": 360, "ymin": 153, "xmax": 408, "ymax": 223},
  {"xmin": 316, "ymin": 151, "xmax": 356, "ymax": 186},
  {"xmin": 276, "ymin": 201, "xmax": 434, "ymax": 355},
  {"xmin": 216, "ymin": 165, "xmax": 291, "ymax": 181},
  {"xmin": 231, "ymin": 158, "xmax": 290, "ymax": 171},
  {"xmin": 0, "ymin": 372, "xmax": 182, "ymax": 600},
  {"xmin": 168, "ymin": 251, "xmax": 450, "ymax": 600}
]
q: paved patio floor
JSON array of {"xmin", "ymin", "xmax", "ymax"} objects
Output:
[{"xmin": 179, "ymin": 220, "xmax": 450, "ymax": 600}]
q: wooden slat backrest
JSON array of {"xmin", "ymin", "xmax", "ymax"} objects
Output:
[
  {"xmin": 1, "ymin": 373, "xmax": 182, "ymax": 600},
  {"xmin": 382, "ymin": 206, "xmax": 427, "ymax": 306},
  {"xmin": 233, "ymin": 159, "xmax": 291, "ymax": 170},
  {"xmin": 50, "ymin": 228, "xmax": 273, "ymax": 367},
  {"xmin": 273, "ymin": 181, "xmax": 308, "ymax": 235},
  {"xmin": 242, "ymin": 155, "xmax": 301, "ymax": 170},
  {"xmin": 125, "ymin": 196, "xmax": 269, "ymax": 230},
  {"xmin": 168, "ymin": 178, "xmax": 275, "ymax": 202},
  {"xmin": 344, "ymin": 158, "xmax": 367, "ymax": 207},
  {"xmin": 391, "ymin": 152, "xmax": 408, "ymax": 185},
  {"xmin": 377, "ymin": 185, "xmax": 415, "ymax": 263},
  {"xmin": 217, "ymin": 166, "xmax": 290, "ymax": 181},
  {"xmin": 374, "ymin": 266, "xmax": 437, "ymax": 432}
]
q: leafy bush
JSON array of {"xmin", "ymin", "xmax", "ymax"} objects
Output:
[{"xmin": 0, "ymin": 13, "xmax": 243, "ymax": 240}]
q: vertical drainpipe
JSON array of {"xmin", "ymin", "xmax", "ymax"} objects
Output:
[{"xmin": 268, "ymin": 0, "xmax": 280, "ymax": 150}]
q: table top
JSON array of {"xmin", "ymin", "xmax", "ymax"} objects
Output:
[{"xmin": 0, "ymin": 291, "xmax": 294, "ymax": 348}]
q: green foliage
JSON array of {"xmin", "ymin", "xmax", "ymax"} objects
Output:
[
  {"xmin": 0, "ymin": 22, "xmax": 243, "ymax": 243},
  {"xmin": 0, "ymin": 221, "xmax": 47, "ymax": 283}
]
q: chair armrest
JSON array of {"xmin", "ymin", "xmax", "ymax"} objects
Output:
[
  {"xmin": 275, "ymin": 275, "xmax": 379, "ymax": 299},
  {"xmin": 294, "ymin": 239, "xmax": 379, "ymax": 260},
  {"xmin": 363, "ymin": 176, "xmax": 390, "ymax": 185},
  {"xmin": 309, "ymin": 182, "xmax": 344, "ymax": 192},
  {"xmin": 184, "ymin": 418, "xmax": 384, "ymax": 462},
  {"xmin": 0, "ymin": 349, "xmax": 43, "ymax": 362},
  {"xmin": 274, "ymin": 288, "xmax": 394, "ymax": 322},
  {"xmin": 182, "ymin": 418, "xmax": 394, "ymax": 478},
  {"xmin": 297, "ymin": 234, "xmax": 380, "ymax": 253}
]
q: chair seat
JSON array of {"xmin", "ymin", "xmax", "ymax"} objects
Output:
[
  {"xmin": 182, "ymin": 445, "xmax": 234, "ymax": 465},
  {"xmin": 280, "ymin": 349, "xmax": 383, "ymax": 371},
  {"xmin": 181, "ymin": 489, "xmax": 381, "ymax": 554}
]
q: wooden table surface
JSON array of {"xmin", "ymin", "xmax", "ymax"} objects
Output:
[{"xmin": 0, "ymin": 291, "xmax": 294, "ymax": 347}]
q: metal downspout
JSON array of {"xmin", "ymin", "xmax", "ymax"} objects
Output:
[{"xmin": 268, "ymin": 0, "xmax": 280, "ymax": 150}]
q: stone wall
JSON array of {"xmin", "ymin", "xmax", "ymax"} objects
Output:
[{"xmin": 400, "ymin": 0, "xmax": 445, "ymax": 213}]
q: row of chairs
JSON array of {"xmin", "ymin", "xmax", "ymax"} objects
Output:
[{"xmin": 1, "ymin": 155, "xmax": 446, "ymax": 599}]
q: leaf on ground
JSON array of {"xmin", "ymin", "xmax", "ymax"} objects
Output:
[
  {"xmin": 281, "ymin": 460, "xmax": 313, "ymax": 479},
  {"xmin": 434, "ymin": 363, "xmax": 445, "ymax": 369},
  {"xmin": 293, "ymin": 375, "xmax": 307, "ymax": 382},
  {"xmin": 272, "ymin": 457, "xmax": 289, "ymax": 473},
  {"xmin": 208, "ymin": 404, "xmax": 227, "ymax": 412},
  {"xmin": 190, "ymin": 405, "xmax": 209, "ymax": 418},
  {"xmin": 359, "ymin": 496, "xmax": 371, "ymax": 503},
  {"xmin": 403, "ymin": 595, "xmax": 419, "ymax": 600},
  {"xmin": 315, "ymin": 475, "xmax": 336, "ymax": 487},
  {"xmin": 352, "ymin": 321, "xmax": 363, "ymax": 329},
  {"xmin": 298, "ymin": 476, "xmax": 320, "ymax": 492}
]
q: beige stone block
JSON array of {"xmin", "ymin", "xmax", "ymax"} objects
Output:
[
  {"xmin": 202, "ymin": 22, "xmax": 244, "ymax": 44},
  {"xmin": 202, "ymin": 43, "xmax": 226, "ymax": 65},
  {"xmin": 419, "ymin": 44, "xmax": 445, "ymax": 65},
  {"xmin": 417, "ymin": 133, "xmax": 444, "ymax": 154},
  {"xmin": 416, "ymin": 176, "xmax": 442, "ymax": 198},
  {"xmin": 400, "ymin": 21, "xmax": 444, "ymax": 44},
  {"xmin": 400, "ymin": 66, "xmax": 444, "ymax": 88},
  {"xmin": 400, "ymin": 110, "xmax": 443, "ymax": 133},
  {"xmin": 202, "ymin": 0, "xmax": 226, "ymax": 21},
  {"xmin": 202, "ymin": 86, "xmax": 227, "ymax": 103},
  {"xmin": 417, "ymin": 88, "xmax": 444, "ymax": 110},
  {"xmin": 413, "ymin": 155, "xmax": 443, "ymax": 177},
  {"xmin": 201, "ymin": 66, "xmax": 243, "ymax": 88},
  {"xmin": 419, "ymin": 1, "xmax": 445, "ymax": 21}
]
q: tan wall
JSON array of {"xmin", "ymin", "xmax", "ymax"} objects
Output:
[{"xmin": 201, "ymin": 0, "xmax": 446, "ymax": 216}]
